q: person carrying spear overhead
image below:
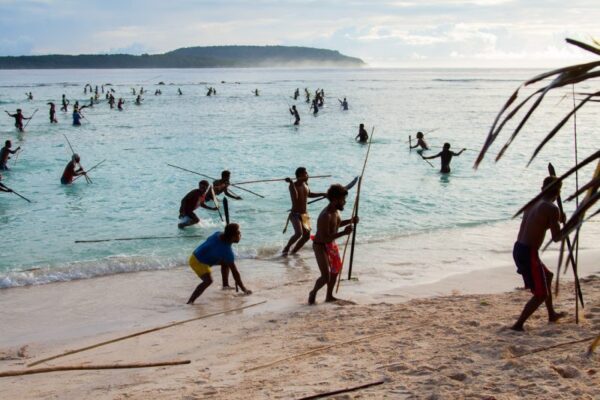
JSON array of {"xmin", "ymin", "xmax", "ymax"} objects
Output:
[
  {"xmin": 308, "ymin": 184, "xmax": 358, "ymax": 305},
  {"xmin": 60, "ymin": 154, "xmax": 87, "ymax": 185},
  {"xmin": 511, "ymin": 176, "xmax": 567, "ymax": 331},
  {"xmin": 178, "ymin": 180, "xmax": 219, "ymax": 229},
  {"xmin": 5, "ymin": 109, "xmax": 32, "ymax": 132},
  {"xmin": 282, "ymin": 167, "xmax": 327, "ymax": 256}
]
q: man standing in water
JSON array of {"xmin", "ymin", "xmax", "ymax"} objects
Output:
[
  {"xmin": 421, "ymin": 142, "xmax": 465, "ymax": 173},
  {"xmin": 511, "ymin": 176, "xmax": 566, "ymax": 331},
  {"xmin": 309, "ymin": 184, "xmax": 357, "ymax": 304},
  {"xmin": 289, "ymin": 105, "xmax": 300, "ymax": 126},
  {"xmin": 5, "ymin": 109, "xmax": 31, "ymax": 132},
  {"xmin": 209, "ymin": 170, "xmax": 242, "ymax": 201},
  {"xmin": 339, "ymin": 97, "xmax": 348, "ymax": 110},
  {"xmin": 0, "ymin": 140, "xmax": 21, "ymax": 170},
  {"xmin": 186, "ymin": 223, "xmax": 252, "ymax": 304},
  {"xmin": 61, "ymin": 94, "xmax": 69, "ymax": 112},
  {"xmin": 355, "ymin": 123, "xmax": 369, "ymax": 143},
  {"xmin": 48, "ymin": 102, "xmax": 58, "ymax": 123},
  {"xmin": 410, "ymin": 131, "xmax": 429, "ymax": 151},
  {"xmin": 282, "ymin": 167, "xmax": 326, "ymax": 256},
  {"xmin": 178, "ymin": 180, "xmax": 218, "ymax": 229},
  {"xmin": 61, "ymin": 154, "xmax": 86, "ymax": 184}
]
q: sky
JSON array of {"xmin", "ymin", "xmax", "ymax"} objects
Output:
[{"xmin": 0, "ymin": 0, "xmax": 598, "ymax": 68}]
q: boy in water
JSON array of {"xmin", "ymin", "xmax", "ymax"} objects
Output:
[
  {"xmin": 421, "ymin": 142, "xmax": 465, "ymax": 173},
  {"xmin": 282, "ymin": 167, "xmax": 327, "ymax": 256},
  {"xmin": 410, "ymin": 131, "xmax": 429, "ymax": 151},
  {"xmin": 511, "ymin": 176, "xmax": 567, "ymax": 331},
  {"xmin": 0, "ymin": 140, "xmax": 21, "ymax": 170},
  {"xmin": 186, "ymin": 223, "xmax": 252, "ymax": 304},
  {"xmin": 5, "ymin": 109, "xmax": 31, "ymax": 132},
  {"xmin": 178, "ymin": 180, "xmax": 218, "ymax": 229},
  {"xmin": 309, "ymin": 184, "xmax": 357, "ymax": 304},
  {"xmin": 355, "ymin": 123, "xmax": 369, "ymax": 143},
  {"xmin": 289, "ymin": 105, "xmax": 300, "ymax": 125}
]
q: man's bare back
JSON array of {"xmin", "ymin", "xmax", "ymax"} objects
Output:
[{"xmin": 517, "ymin": 199, "xmax": 561, "ymax": 250}]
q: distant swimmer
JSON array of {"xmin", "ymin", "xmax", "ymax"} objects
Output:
[
  {"xmin": 61, "ymin": 94, "xmax": 69, "ymax": 112},
  {"xmin": 421, "ymin": 142, "xmax": 465, "ymax": 173},
  {"xmin": 310, "ymin": 98, "xmax": 319, "ymax": 115},
  {"xmin": 206, "ymin": 87, "xmax": 212, "ymax": 97},
  {"xmin": 355, "ymin": 123, "xmax": 369, "ymax": 143},
  {"xmin": 410, "ymin": 131, "xmax": 429, "ymax": 151},
  {"xmin": 209, "ymin": 170, "xmax": 242, "ymax": 201},
  {"xmin": 117, "ymin": 98, "xmax": 125, "ymax": 111},
  {"xmin": 60, "ymin": 154, "xmax": 86, "ymax": 184},
  {"xmin": 47, "ymin": 102, "xmax": 58, "ymax": 123},
  {"xmin": 135, "ymin": 95, "xmax": 142, "ymax": 105},
  {"xmin": 72, "ymin": 106, "xmax": 83, "ymax": 126},
  {"xmin": 253, "ymin": 89, "xmax": 259, "ymax": 96},
  {"xmin": 5, "ymin": 109, "xmax": 31, "ymax": 132},
  {"xmin": 305, "ymin": 88, "xmax": 311, "ymax": 103},
  {"xmin": 25, "ymin": 92, "xmax": 33, "ymax": 100},
  {"xmin": 282, "ymin": 167, "xmax": 326, "ymax": 256},
  {"xmin": 0, "ymin": 140, "xmax": 21, "ymax": 170},
  {"xmin": 132, "ymin": 88, "xmax": 137, "ymax": 95},
  {"xmin": 289, "ymin": 105, "xmax": 300, "ymax": 126},
  {"xmin": 108, "ymin": 94, "xmax": 115, "ymax": 108},
  {"xmin": 338, "ymin": 97, "xmax": 348, "ymax": 110},
  {"xmin": 186, "ymin": 223, "xmax": 252, "ymax": 304},
  {"xmin": 178, "ymin": 180, "xmax": 219, "ymax": 229},
  {"xmin": 308, "ymin": 184, "xmax": 357, "ymax": 304},
  {"xmin": 511, "ymin": 176, "xmax": 566, "ymax": 331},
  {"xmin": 178, "ymin": 88, "xmax": 183, "ymax": 95},
  {"xmin": 294, "ymin": 88, "xmax": 300, "ymax": 100}
]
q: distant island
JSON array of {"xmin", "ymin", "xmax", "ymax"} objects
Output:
[{"xmin": 0, "ymin": 45, "xmax": 365, "ymax": 69}]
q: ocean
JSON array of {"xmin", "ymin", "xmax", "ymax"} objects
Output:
[{"xmin": 0, "ymin": 68, "xmax": 598, "ymax": 288}]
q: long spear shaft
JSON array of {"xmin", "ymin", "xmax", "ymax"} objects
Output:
[
  {"xmin": 23, "ymin": 108, "xmax": 38, "ymax": 130},
  {"xmin": 63, "ymin": 134, "xmax": 91, "ymax": 183},
  {"xmin": 72, "ymin": 159, "xmax": 106, "ymax": 182},
  {"xmin": 8, "ymin": 187, "xmax": 32, "ymax": 203},
  {"xmin": 210, "ymin": 185, "xmax": 224, "ymax": 222},
  {"xmin": 166, "ymin": 164, "xmax": 264, "ymax": 198},
  {"xmin": 232, "ymin": 175, "xmax": 331, "ymax": 185}
]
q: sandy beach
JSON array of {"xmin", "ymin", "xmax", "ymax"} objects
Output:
[{"xmin": 1, "ymin": 227, "xmax": 599, "ymax": 399}]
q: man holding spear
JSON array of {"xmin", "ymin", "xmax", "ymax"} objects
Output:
[
  {"xmin": 60, "ymin": 154, "xmax": 87, "ymax": 185},
  {"xmin": 0, "ymin": 140, "xmax": 21, "ymax": 170},
  {"xmin": 309, "ymin": 184, "xmax": 357, "ymax": 304},
  {"xmin": 178, "ymin": 180, "xmax": 219, "ymax": 229}
]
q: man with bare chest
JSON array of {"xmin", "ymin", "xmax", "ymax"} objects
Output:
[
  {"xmin": 511, "ymin": 176, "xmax": 566, "ymax": 331},
  {"xmin": 282, "ymin": 167, "xmax": 326, "ymax": 256}
]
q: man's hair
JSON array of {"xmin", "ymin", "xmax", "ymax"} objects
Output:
[
  {"xmin": 223, "ymin": 223, "xmax": 240, "ymax": 240},
  {"xmin": 327, "ymin": 184, "xmax": 348, "ymax": 201},
  {"xmin": 295, "ymin": 167, "xmax": 307, "ymax": 178},
  {"xmin": 5, "ymin": 140, "xmax": 10, "ymax": 146},
  {"xmin": 416, "ymin": 131, "xmax": 423, "ymax": 138},
  {"xmin": 16, "ymin": 109, "xmax": 21, "ymax": 112},
  {"xmin": 198, "ymin": 180, "xmax": 209, "ymax": 187},
  {"xmin": 443, "ymin": 142, "xmax": 450, "ymax": 149},
  {"xmin": 221, "ymin": 170, "xmax": 231, "ymax": 179},
  {"xmin": 542, "ymin": 176, "xmax": 561, "ymax": 195}
]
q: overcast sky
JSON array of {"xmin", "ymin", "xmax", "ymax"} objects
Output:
[{"xmin": 0, "ymin": 0, "xmax": 597, "ymax": 67}]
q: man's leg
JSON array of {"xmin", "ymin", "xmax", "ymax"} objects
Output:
[
  {"xmin": 543, "ymin": 271, "xmax": 566, "ymax": 322},
  {"xmin": 187, "ymin": 273, "xmax": 213, "ymax": 304},
  {"xmin": 511, "ymin": 295, "xmax": 545, "ymax": 331},
  {"xmin": 291, "ymin": 227, "xmax": 310, "ymax": 254},
  {"xmin": 325, "ymin": 273, "xmax": 338, "ymax": 302},
  {"xmin": 309, "ymin": 244, "xmax": 330, "ymax": 305},
  {"xmin": 282, "ymin": 216, "xmax": 302, "ymax": 255}
]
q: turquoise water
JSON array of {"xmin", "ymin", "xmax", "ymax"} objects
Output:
[{"xmin": 0, "ymin": 68, "xmax": 598, "ymax": 287}]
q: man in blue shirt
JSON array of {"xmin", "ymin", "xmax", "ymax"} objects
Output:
[{"xmin": 187, "ymin": 223, "xmax": 252, "ymax": 304}]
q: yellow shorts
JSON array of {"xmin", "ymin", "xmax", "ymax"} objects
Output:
[{"xmin": 189, "ymin": 255, "xmax": 211, "ymax": 277}]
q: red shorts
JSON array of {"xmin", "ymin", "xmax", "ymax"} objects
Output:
[
  {"xmin": 513, "ymin": 242, "xmax": 551, "ymax": 298},
  {"xmin": 325, "ymin": 241, "xmax": 342, "ymax": 274}
]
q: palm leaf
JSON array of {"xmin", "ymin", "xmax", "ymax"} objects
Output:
[
  {"xmin": 566, "ymin": 38, "xmax": 600, "ymax": 56},
  {"xmin": 566, "ymin": 176, "xmax": 600, "ymax": 201},
  {"xmin": 559, "ymin": 191, "xmax": 600, "ymax": 238}
]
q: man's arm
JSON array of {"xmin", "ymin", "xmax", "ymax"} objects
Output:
[
  {"xmin": 548, "ymin": 205, "xmax": 563, "ymax": 242},
  {"xmin": 422, "ymin": 152, "xmax": 441, "ymax": 160},
  {"xmin": 453, "ymin": 149, "xmax": 466, "ymax": 156},
  {"xmin": 0, "ymin": 183, "xmax": 12, "ymax": 192},
  {"xmin": 224, "ymin": 188, "xmax": 242, "ymax": 200},
  {"xmin": 9, "ymin": 147, "xmax": 21, "ymax": 154},
  {"xmin": 200, "ymin": 202, "xmax": 218, "ymax": 211},
  {"xmin": 340, "ymin": 216, "xmax": 359, "ymax": 227},
  {"xmin": 225, "ymin": 262, "xmax": 251, "ymax": 294}
]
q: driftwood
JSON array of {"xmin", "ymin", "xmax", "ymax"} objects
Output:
[
  {"xmin": 512, "ymin": 336, "xmax": 596, "ymax": 358},
  {"xmin": 296, "ymin": 380, "xmax": 386, "ymax": 400},
  {"xmin": 0, "ymin": 360, "xmax": 190, "ymax": 378},
  {"xmin": 28, "ymin": 300, "xmax": 266, "ymax": 367},
  {"xmin": 245, "ymin": 332, "xmax": 386, "ymax": 372}
]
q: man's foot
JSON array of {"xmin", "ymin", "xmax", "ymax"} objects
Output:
[
  {"xmin": 281, "ymin": 250, "xmax": 289, "ymax": 257},
  {"xmin": 186, "ymin": 301, "xmax": 194, "ymax": 305},
  {"xmin": 308, "ymin": 291, "xmax": 316, "ymax": 305},
  {"xmin": 325, "ymin": 296, "xmax": 338, "ymax": 303},
  {"xmin": 549, "ymin": 311, "xmax": 567, "ymax": 323},
  {"xmin": 510, "ymin": 324, "xmax": 525, "ymax": 332},
  {"xmin": 222, "ymin": 285, "xmax": 234, "ymax": 291}
]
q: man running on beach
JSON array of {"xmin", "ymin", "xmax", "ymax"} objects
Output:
[
  {"xmin": 355, "ymin": 123, "xmax": 369, "ymax": 143},
  {"xmin": 511, "ymin": 176, "xmax": 566, "ymax": 331},
  {"xmin": 61, "ymin": 154, "xmax": 86, "ymax": 184},
  {"xmin": 186, "ymin": 223, "xmax": 252, "ymax": 304},
  {"xmin": 5, "ymin": 109, "xmax": 31, "ymax": 132},
  {"xmin": 178, "ymin": 180, "xmax": 219, "ymax": 229},
  {"xmin": 410, "ymin": 131, "xmax": 429, "ymax": 151},
  {"xmin": 209, "ymin": 170, "xmax": 242, "ymax": 201},
  {"xmin": 309, "ymin": 184, "xmax": 357, "ymax": 304},
  {"xmin": 289, "ymin": 105, "xmax": 300, "ymax": 126},
  {"xmin": 282, "ymin": 167, "xmax": 326, "ymax": 256},
  {"xmin": 0, "ymin": 140, "xmax": 21, "ymax": 170},
  {"xmin": 421, "ymin": 142, "xmax": 465, "ymax": 173}
]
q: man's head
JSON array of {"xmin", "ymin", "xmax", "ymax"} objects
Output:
[
  {"xmin": 327, "ymin": 184, "xmax": 348, "ymax": 211},
  {"xmin": 72, "ymin": 153, "xmax": 80, "ymax": 162},
  {"xmin": 443, "ymin": 142, "xmax": 451, "ymax": 150},
  {"xmin": 221, "ymin": 170, "xmax": 231, "ymax": 182},
  {"xmin": 223, "ymin": 223, "xmax": 241, "ymax": 243},
  {"xmin": 5, "ymin": 140, "xmax": 11, "ymax": 148},
  {"xmin": 295, "ymin": 167, "xmax": 308, "ymax": 181},
  {"xmin": 542, "ymin": 176, "xmax": 562, "ymax": 199},
  {"xmin": 416, "ymin": 131, "xmax": 424, "ymax": 139},
  {"xmin": 198, "ymin": 180, "xmax": 209, "ymax": 191},
  {"xmin": 359, "ymin": 123, "xmax": 364, "ymax": 129},
  {"xmin": 16, "ymin": 109, "xmax": 22, "ymax": 113}
]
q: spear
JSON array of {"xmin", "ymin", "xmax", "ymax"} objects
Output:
[
  {"xmin": 232, "ymin": 175, "xmax": 331, "ymax": 185},
  {"xmin": 1, "ymin": 185, "xmax": 32, "ymax": 203}
]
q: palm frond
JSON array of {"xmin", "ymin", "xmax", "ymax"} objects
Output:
[
  {"xmin": 566, "ymin": 38, "xmax": 600, "ymax": 56},
  {"xmin": 566, "ymin": 176, "xmax": 600, "ymax": 201}
]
